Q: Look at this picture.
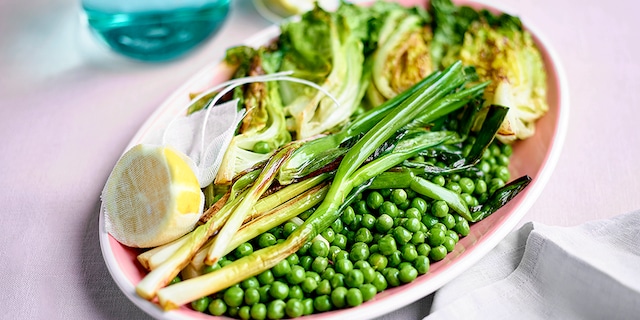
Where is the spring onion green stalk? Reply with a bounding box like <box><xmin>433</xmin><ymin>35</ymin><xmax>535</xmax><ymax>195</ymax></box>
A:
<box><xmin>277</xmin><ymin>71</ymin><xmax>441</xmax><ymax>184</ymax></box>
<box><xmin>204</xmin><ymin>142</ymin><xmax>301</xmax><ymax>265</ymax></box>
<box><xmin>470</xmin><ymin>175</ymin><xmax>532</xmax><ymax>221</ymax></box>
<box><xmin>402</xmin><ymin>104</ymin><xmax>509</xmax><ymax>177</ymax></box>
<box><xmin>190</xmin><ymin>183</ymin><xmax>330</xmax><ymax>273</ymax></box>
<box><xmin>156</xmin><ymin>61</ymin><xmax>470</xmax><ymax>310</ymax></box>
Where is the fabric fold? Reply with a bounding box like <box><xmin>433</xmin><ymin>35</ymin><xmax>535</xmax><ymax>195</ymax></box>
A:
<box><xmin>426</xmin><ymin>210</ymin><xmax>640</xmax><ymax>320</ymax></box>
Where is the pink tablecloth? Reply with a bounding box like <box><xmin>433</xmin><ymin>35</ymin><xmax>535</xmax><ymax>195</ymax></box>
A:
<box><xmin>1</xmin><ymin>0</ymin><xmax>639</xmax><ymax>319</ymax></box>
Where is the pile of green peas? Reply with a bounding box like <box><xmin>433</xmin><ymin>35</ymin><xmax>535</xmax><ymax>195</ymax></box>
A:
<box><xmin>180</xmin><ymin>140</ymin><xmax>512</xmax><ymax>319</ymax></box>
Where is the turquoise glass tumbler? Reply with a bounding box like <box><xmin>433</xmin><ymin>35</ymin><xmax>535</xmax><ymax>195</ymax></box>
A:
<box><xmin>82</xmin><ymin>0</ymin><xmax>230</xmax><ymax>61</ymax></box>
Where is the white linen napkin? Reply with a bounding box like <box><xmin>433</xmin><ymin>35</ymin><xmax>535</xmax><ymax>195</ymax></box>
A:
<box><xmin>425</xmin><ymin>210</ymin><xmax>640</xmax><ymax>320</ymax></box>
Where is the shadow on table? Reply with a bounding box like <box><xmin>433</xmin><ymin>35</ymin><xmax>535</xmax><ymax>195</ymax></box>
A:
<box><xmin>80</xmin><ymin>200</ymin><xmax>153</xmax><ymax>320</ymax></box>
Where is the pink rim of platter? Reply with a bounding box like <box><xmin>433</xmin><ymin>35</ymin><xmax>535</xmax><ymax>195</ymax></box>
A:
<box><xmin>99</xmin><ymin>0</ymin><xmax>570</xmax><ymax>319</ymax></box>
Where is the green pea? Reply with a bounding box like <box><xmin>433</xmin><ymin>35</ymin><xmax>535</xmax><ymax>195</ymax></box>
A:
<box><xmin>253</xmin><ymin>141</ymin><xmax>271</xmax><ymax>154</ymax></box>
<box><xmin>453</xmin><ymin>220</ymin><xmax>470</xmax><ymax>237</ymax></box>
<box><xmin>346</xmin><ymin>288</ymin><xmax>364</xmax><ymax>307</ymax></box>
<box><xmin>446</xmin><ymin>230</ymin><xmax>459</xmax><ymax>243</ymax></box>
<box><xmin>203</xmin><ymin>262</ymin><xmax>220</xmax><ymax>274</ymax></box>
<box><xmin>321</xmin><ymin>228</ymin><xmax>336</xmax><ymax>244</ymax></box>
<box><xmin>238</xmin><ymin>305</ymin><xmax>251</xmax><ymax>320</ymax></box>
<box><xmin>342</xmin><ymin>206</ymin><xmax>356</xmax><ymax>226</ymax></box>
<box><xmin>269</xmin><ymin>281</ymin><xmax>289</xmax><ymax>300</ymax></box>
<box><xmin>298</xmin><ymin>241</ymin><xmax>311</xmax><ymax>256</ymax></box>
<box><xmin>478</xmin><ymin>161</ymin><xmax>491</xmax><ymax>175</ymax></box>
<box><xmin>331</xmin><ymin>218</ymin><xmax>344</xmax><ymax>233</ymax></box>
<box><xmin>272</xmin><ymin>259</ymin><xmax>291</xmax><ymax>278</ymax></box>
<box><xmin>314</xmin><ymin>295</ymin><xmax>332</xmax><ymax>312</ymax></box>
<box><xmin>421</xmin><ymin>214</ymin><xmax>439</xmax><ymax>229</ymax></box>
<box><xmin>349</xmin><ymin>214</ymin><xmax>363</xmax><ymax>231</ymax></box>
<box><xmin>399</xmin><ymin>265</ymin><xmax>418</xmax><ymax>283</ymax></box>
<box><xmin>301</xmin><ymin>277</ymin><xmax>318</xmax><ymax>294</ymax></box>
<box><xmin>289</xmin><ymin>285</ymin><xmax>303</xmax><ymax>300</ymax></box>
<box><xmin>366</xmin><ymin>191</ymin><xmax>384</xmax><ymax>210</ymax></box>
<box><xmin>330</xmin><ymin>273</ymin><xmax>345</xmax><ymax>289</ymax></box>
<box><xmin>371</xmin><ymin>238</ymin><xmax>382</xmax><ymax>251</ymax></box>
<box><xmin>191</xmin><ymin>296</ymin><xmax>210</xmax><ymax>312</ymax></box>
<box><xmin>285</xmin><ymin>299</ymin><xmax>304</xmax><ymax>318</ymax></box>
<box><xmin>497</xmin><ymin>154</ymin><xmax>510</xmax><ymax>166</ymax></box>
<box><xmin>219</xmin><ymin>259</ymin><xmax>233</xmax><ymax>267</ymax></box>
<box><xmin>257</xmin><ymin>285</ymin><xmax>270</xmax><ymax>303</ymax></box>
<box><xmin>334</xmin><ymin>250</ymin><xmax>350</xmax><ymax>261</ymax></box>
<box><xmin>208</xmin><ymin>298</ymin><xmax>227</xmax><ymax>316</ymax></box>
<box><xmin>322</xmin><ymin>267</ymin><xmax>336</xmax><ymax>281</ymax></box>
<box><xmin>378</xmin><ymin>235</ymin><xmax>397</xmax><ymax>256</ymax></box>
<box><xmin>299</xmin><ymin>255</ymin><xmax>313</xmax><ymax>271</ymax></box>
<box><xmin>429</xmin><ymin>245</ymin><xmax>448</xmax><ymax>261</ymax></box>
<box><xmin>286</xmin><ymin>253</ymin><xmax>299</xmax><ymax>266</ymax></box>
<box><xmin>302</xmin><ymin>298</ymin><xmax>314</xmax><ymax>315</ymax></box>
<box><xmin>388</xmin><ymin>250</ymin><xmax>402</xmax><ymax>268</ymax></box>
<box><xmin>432</xmin><ymin>222</ymin><xmax>447</xmax><ymax>231</ymax></box>
<box><xmin>411</xmin><ymin>230</ymin><xmax>426</xmax><ymax>245</ymax></box>
<box><xmin>495</xmin><ymin>166</ymin><xmax>510</xmax><ymax>182</ymax></box>
<box><xmin>376</xmin><ymin>214</ymin><xmax>394</xmax><ymax>233</ymax></box>
<box><xmin>350</xmin><ymin>242</ymin><xmax>370</xmax><ymax>261</ymax></box>
<box><xmin>432</xmin><ymin>175</ymin><xmax>446</xmax><ymax>187</ymax></box>
<box><xmin>267</xmin><ymin>300</ymin><xmax>286</xmax><ymax>320</ymax></box>
<box><xmin>354</xmin><ymin>200</ymin><xmax>369</xmax><ymax>215</ymax></box>
<box><xmin>244</xmin><ymin>287</ymin><xmax>260</xmax><ymax>305</ymax></box>
<box><xmin>460</xmin><ymin>193</ymin><xmax>475</xmax><ymax>206</ymax></box>
<box><xmin>410</xmin><ymin>197</ymin><xmax>428</xmax><ymax>214</ymax></box>
<box><xmin>331</xmin><ymin>286</ymin><xmax>348</xmax><ymax>308</ymax></box>
<box><xmin>443</xmin><ymin>237</ymin><xmax>456</xmax><ymax>253</ymax></box>
<box><xmin>345</xmin><ymin>269</ymin><xmax>364</xmax><ymax>288</ymax></box>
<box><xmin>458</xmin><ymin>177</ymin><xmax>475</xmax><ymax>194</ymax></box>
<box><xmin>312</xmin><ymin>256</ymin><xmax>329</xmax><ymax>274</ymax></box>
<box><xmin>397</xmin><ymin>200</ymin><xmax>410</xmax><ymax>210</ymax></box>
<box><xmin>482</xmin><ymin>148</ymin><xmax>492</xmax><ymax>160</ymax></box>
<box><xmin>393</xmin><ymin>226</ymin><xmax>413</xmax><ymax>245</ymax></box>
<box><xmin>332</xmin><ymin>234</ymin><xmax>348</xmax><ymax>250</ymax></box>
<box><xmin>240</xmin><ymin>277</ymin><xmax>258</xmax><ymax>289</ymax></box>
<box><xmin>384</xmin><ymin>267</ymin><xmax>401</xmax><ymax>287</ymax></box>
<box><xmin>398</xmin><ymin>261</ymin><xmax>413</xmax><ymax>270</ymax></box>
<box><xmin>431</xmin><ymin>200</ymin><xmax>449</xmax><ymax>218</ymax></box>
<box><xmin>404</xmin><ymin>217</ymin><xmax>422</xmax><ymax>233</ymax></box>
<box><xmin>428</xmin><ymin>227</ymin><xmax>446</xmax><ymax>246</ymax></box>
<box><xmin>379</xmin><ymin>201</ymin><xmax>399</xmax><ymax>218</ymax></box>
<box><xmin>372</xmin><ymin>271</ymin><xmax>388</xmax><ymax>292</ymax></box>
<box><xmin>305</xmin><ymin>271</ymin><xmax>321</xmax><ymax>283</ymax></box>
<box><xmin>316</xmin><ymin>279</ymin><xmax>332</xmax><ymax>296</ymax></box>
<box><xmin>169</xmin><ymin>276</ymin><xmax>181</xmax><ymax>285</ymax></box>
<box><xmin>405</xmin><ymin>207</ymin><xmax>422</xmax><ymax>220</ymax></box>
<box><xmin>474</xmin><ymin>179</ymin><xmax>487</xmax><ymax>195</ymax></box>
<box><xmin>310</xmin><ymin>239</ymin><xmax>329</xmax><ymax>258</ymax></box>
<box><xmin>361</xmin><ymin>213</ymin><xmax>377</xmax><ymax>229</ymax></box>
<box><xmin>335</xmin><ymin>258</ymin><xmax>353</xmax><ymax>275</ymax></box>
<box><xmin>441</xmin><ymin>214</ymin><xmax>456</xmax><ymax>230</ymax></box>
<box><xmin>390</xmin><ymin>189</ymin><xmax>408</xmax><ymax>205</ymax></box>
<box><xmin>401</xmin><ymin>244</ymin><xmax>418</xmax><ymax>262</ymax></box>
<box><xmin>286</xmin><ymin>265</ymin><xmax>305</xmax><ymax>285</ymax></box>
<box><xmin>223</xmin><ymin>286</ymin><xmax>244</xmax><ymax>307</ymax></box>
<box><xmin>368</xmin><ymin>253</ymin><xmax>388</xmax><ymax>271</ymax></box>
<box><xmin>354</xmin><ymin>228</ymin><xmax>373</xmax><ymax>244</ymax></box>
<box><xmin>354</xmin><ymin>260</ymin><xmax>370</xmax><ymax>269</ymax></box>
<box><xmin>416</xmin><ymin>243</ymin><xmax>431</xmax><ymax>256</ymax></box>
<box><xmin>501</xmin><ymin>143</ymin><xmax>513</xmax><ymax>156</ymax></box>
<box><xmin>361</xmin><ymin>266</ymin><xmax>376</xmax><ymax>284</ymax></box>
<box><xmin>360</xmin><ymin>283</ymin><xmax>377</xmax><ymax>302</ymax></box>
<box><xmin>414</xmin><ymin>255</ymin><xmax>430</xmax><ymax>275</ymax></box>
<box><xmin>445</xmin><ymin>181</ymin><xmax>462</xmax><ymax>194</ymax></box>
<box><xmin>283</xmin><ymin>222</ymin><xmax>297</xmax><ymax>238</ymax></box>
